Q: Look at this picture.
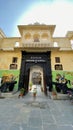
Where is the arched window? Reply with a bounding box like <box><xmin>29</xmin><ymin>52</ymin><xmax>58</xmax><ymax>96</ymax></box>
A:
<box><xmin>33</xmin><ymin>33</ymin><xmax>40</xmax><ymax>42</ymax></box>
<box><xmin>55</xmin><ymin>64</ymin><xmax>63</xmax><ymax>70</ymax></box>
<box><xmin>25</xmin><ymin>33</ymin><xmax>31</xmax><ymax>40</ymax></box>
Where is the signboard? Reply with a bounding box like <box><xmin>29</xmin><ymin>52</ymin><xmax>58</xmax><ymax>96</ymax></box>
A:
<box><xmin>26</xmin><ymin>56</ymin><xmax>46</xmax><ymax>63</ymax></box>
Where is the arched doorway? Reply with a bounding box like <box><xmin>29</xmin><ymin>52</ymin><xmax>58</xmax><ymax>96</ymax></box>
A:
<box><xmin>29</xmin><ymin>65</ymin><xmax>44</xmax><ymax>92</ymax></box>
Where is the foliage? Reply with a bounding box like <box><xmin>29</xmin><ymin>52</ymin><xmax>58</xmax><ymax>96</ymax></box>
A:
<box><xmin>20</xmin><ymin>88</ymin><xmax>25</xmax><ymax>94</ymax></box>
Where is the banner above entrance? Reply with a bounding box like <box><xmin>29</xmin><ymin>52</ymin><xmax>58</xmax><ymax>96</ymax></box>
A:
<box><xmin>26</xmin><ymin>56</ymin><xmax>46</xmax><ymax>63</ymax></box>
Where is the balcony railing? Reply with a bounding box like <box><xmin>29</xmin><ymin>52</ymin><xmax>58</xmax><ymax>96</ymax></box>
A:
<box><xmin>22</xmin><ymin>42</ymin><xmax>53</xmax><ymax>48</ymax></box>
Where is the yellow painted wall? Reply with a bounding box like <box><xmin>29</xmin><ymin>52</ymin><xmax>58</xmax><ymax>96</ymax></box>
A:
<box><xmin>51</xmin><ymin>51</ymin><xmax>73</xmax><ymax>71</ymax></box>
<box><xmin>0</xmin><ymin>50</ymin><xmax>73</xmax><ymax>72</ymax></box>
<box><xmin>0</xmin><ymin>51</ymin><xmax>21</xmax><ymax>70</ymax></box>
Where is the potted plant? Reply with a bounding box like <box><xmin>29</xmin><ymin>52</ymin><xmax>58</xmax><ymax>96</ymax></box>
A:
<box><xmin>29</xmin><ymin>82</ymin><xmax>32</xmax><ymax>90</ymax></box>
<box><xmin>52</xmin><ymin>86</ymin><xmax>57</xmax><ymax>99</ymax></box>
<box><xmin>18</xmin><ymin>87</ymin><xmax>25</xmax><ymax>98</ymax></box>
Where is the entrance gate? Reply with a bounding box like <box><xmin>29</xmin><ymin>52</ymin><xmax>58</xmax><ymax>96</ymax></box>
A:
<box><xmin>18</xmin><ymin>51</ymin><xmax>52</xmax><ymax>94</ymax></box>
<box><xmin>29</xmin><ymin>65</ymin><xmax>44</xmax><ymax>91</ymax></box>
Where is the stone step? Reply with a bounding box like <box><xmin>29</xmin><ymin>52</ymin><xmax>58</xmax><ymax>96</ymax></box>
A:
<box><xmin>0</xmin><ymin>91</ymin><xmax>19</xmax><ymax>98</ymax></box>
<box><xmin>50</xmin><ymin>93</ymin><xmax>69</xmax><ymax>100</ymax></box>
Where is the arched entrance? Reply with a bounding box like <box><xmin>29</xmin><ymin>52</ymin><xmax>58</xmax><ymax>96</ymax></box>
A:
<box><xmin>29</xmin><ymin>65</ymin><xmax>44</xmax><ymax>92</ymax></box>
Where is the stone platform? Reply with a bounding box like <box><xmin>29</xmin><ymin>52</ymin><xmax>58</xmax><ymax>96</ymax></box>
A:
<box><xmin>0</xmin><ymin>91</ymin><xmax>19</xmax><ymax>98</ymax></box>
<box><xmin>50</xmin><ymin>93</ymin><xmax>69</xmax><ymax>100</ymax></box>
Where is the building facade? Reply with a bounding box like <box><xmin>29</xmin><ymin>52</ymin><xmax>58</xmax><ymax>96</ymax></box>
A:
<box><xmin>0</xmin><ymin>23</ymin><xmax>73</xmax><ymax>92</ymax></box>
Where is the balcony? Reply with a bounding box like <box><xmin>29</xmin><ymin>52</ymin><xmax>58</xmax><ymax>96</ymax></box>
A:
<box><xmin>23</xmin><ymin>42</ymin><xmax>53</xmax><ymax>48</ymax></box>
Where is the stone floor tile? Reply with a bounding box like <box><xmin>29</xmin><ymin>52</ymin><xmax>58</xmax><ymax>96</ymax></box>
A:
<box><xmin>43</xmin><ymin>124</ymin><xmax>57</xmax><ymax>130</ymax></box>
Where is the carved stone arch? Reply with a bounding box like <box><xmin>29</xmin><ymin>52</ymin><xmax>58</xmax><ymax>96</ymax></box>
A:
<box><xmin>24</xmin><ymin>32</ymin><xmax>31</xmax><ymax>40</ymax></box>
<box><xmin>33</xmin><ymin>33</ymin><xmax>40</xmax><ymax>42</ymax></box>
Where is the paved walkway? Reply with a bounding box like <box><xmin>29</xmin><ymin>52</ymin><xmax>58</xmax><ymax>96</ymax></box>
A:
<box><xmin>0</xmin><ymin>86</ymin><xmax>73</xmax><ymax>130</ymax></box>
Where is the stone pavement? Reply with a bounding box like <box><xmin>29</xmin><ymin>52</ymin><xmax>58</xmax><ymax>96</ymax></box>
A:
<box><xmin>0</xmin><ymin>87</ymin><xmax>73</xmax><ymax>130</ymax></box>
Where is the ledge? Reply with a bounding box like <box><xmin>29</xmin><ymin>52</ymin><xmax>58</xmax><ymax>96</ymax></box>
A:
<box><xmin>0</xmin><ymin>91</ymin><xmax>19</xmax><ymax>98</ymax></box>
<box><xmin>50</xmin><ymin>93</ymin><xmax>69</xmax><ymax>100</ymax></box>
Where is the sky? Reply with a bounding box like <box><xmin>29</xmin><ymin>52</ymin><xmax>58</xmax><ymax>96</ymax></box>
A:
<box><xmin>0</xmin><ymin>0</ymin><xmax>73</xmax><ymax>37</ymax></box>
